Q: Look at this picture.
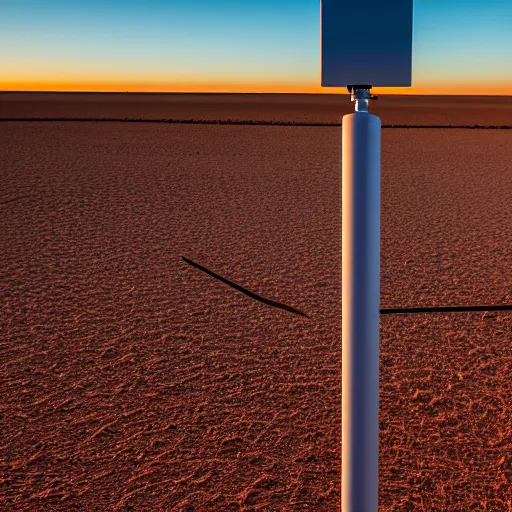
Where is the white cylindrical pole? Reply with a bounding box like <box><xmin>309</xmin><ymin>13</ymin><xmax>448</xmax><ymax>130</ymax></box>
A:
<box><xmin>342</xmin><ymin>109</ymin><xmax>381</xmax><ymax>512</ymax></box>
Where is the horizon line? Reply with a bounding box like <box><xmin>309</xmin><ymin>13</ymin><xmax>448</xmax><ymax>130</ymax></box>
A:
<box><xmin>1</xmin><ymin>90</ymin><xmax>512</xmax><ymax>98</ymax></box>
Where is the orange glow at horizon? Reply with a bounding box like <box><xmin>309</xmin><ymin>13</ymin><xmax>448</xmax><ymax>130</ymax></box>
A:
<box><xmin>1</xmin><ymin>80</ymin><xmax>511</xmax><ymax>96</ymax></box>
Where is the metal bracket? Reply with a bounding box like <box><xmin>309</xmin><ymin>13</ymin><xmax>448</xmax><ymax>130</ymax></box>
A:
<box><xmin>347</xmin><ymin>84</ymin><xmax>378</xmax><ymax>112</ymax></box>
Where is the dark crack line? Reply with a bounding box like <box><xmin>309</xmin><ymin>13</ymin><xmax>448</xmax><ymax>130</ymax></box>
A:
<box><xmin>182</xmin><ymin>256</ymin><xmax>309</xmax><ymax>318</ymax></box>
<box><xmin>0</xmin><ymin>195</ymin><xmax>33</xmax><ymax>206</ymax></box>
<box><xmin>380</xmin><ymin>304</ymin><xmax>512</xmax><ymax>314</ymax></box>
<box><xmin>183</xmin><ymin>255</ymin><xmax>511</xmax><ymax>318</ymax></box>
<box><xmin>1</xmin><ymin>118</ymin><xmax>511</xmax><ymax>129</ymax></box>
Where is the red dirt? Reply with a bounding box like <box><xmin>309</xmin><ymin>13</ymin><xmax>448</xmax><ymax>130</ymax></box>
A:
<box><xmin>1</xmin><ymin>105</ymin><xmax>512</xmax><ymax>510</ymax></box>
<box><xmin>2</xmin><ymin>92</ymin><xmax>512</xmax><ymax>126</ymax></box>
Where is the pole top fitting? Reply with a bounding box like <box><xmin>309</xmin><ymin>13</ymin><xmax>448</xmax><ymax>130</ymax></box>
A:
<box><xmin>347</xmin><ymin>84</ymin><xmax>378</xmax><ymax>112</ymax></box>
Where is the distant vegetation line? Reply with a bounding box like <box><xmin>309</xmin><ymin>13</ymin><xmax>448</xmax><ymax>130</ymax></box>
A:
<box><xmin>1</xmin><ymin>118</ymin><xmax>511</xmax><ymax>129</ymax></box>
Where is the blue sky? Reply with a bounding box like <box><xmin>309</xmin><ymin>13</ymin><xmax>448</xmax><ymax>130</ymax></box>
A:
<box><xmin>1</xmin><ymin>0</ymin><xmax>511</xmax><ymax>93</ymax></box>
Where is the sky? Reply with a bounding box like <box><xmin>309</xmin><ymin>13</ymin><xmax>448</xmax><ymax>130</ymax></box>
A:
<box><xmin>1</xmin><ymin>0</ymin><xmax>511</xmax><ymax>95</ymax></box>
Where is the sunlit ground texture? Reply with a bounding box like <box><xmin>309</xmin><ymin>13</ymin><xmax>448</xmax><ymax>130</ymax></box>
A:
<box><xmin>1</xmin><ymin>95</ymin><xmax>512</xmax><ymax>510</ymax></box>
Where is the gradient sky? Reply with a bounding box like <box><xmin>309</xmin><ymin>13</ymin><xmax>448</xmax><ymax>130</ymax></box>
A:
<box><xmin>1</xmin><ymin>0</ymin><xmax>511</xmax><ymax>94</ymax></box>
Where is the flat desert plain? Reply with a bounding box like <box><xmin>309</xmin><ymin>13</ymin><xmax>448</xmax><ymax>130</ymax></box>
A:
<box><xmin>1</xmin><ymin>94</ymin><xmax>512</xmax><ymax>511</ymax></box>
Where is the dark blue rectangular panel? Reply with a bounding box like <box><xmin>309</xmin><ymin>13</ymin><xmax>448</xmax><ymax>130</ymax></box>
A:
<box><xmin>321</xmin><ymin>0</ymin><xmax>413</xmax><ymax>87</ymax></box>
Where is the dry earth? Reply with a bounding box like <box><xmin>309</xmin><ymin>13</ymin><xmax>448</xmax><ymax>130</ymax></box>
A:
<box><xmin>2</xmin><ymin>93</ymin><xmax>512</xmax><ymax>126</ymax></box>
<box><xmin>1</xmin><ymin>96</ymin><xmax>512</xmax><ymax>511</ymax></box>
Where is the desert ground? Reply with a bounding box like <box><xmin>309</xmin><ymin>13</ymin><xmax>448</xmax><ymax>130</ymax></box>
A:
<box><xmin>2</xmin><ymin>92</ymin><xmax>512</xmax><ymax>126</ymax></box>
<box><xmin>1</xmin><ymin>94</ymin><xmax>512</xmax><ymax>511</ymax></box>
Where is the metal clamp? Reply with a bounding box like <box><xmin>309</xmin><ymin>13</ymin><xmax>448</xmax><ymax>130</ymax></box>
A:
<box><xmin>347</xmin><ymin>84</ymin><xmax>378</xmax><ymax>112</ymax></box>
